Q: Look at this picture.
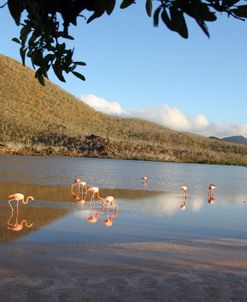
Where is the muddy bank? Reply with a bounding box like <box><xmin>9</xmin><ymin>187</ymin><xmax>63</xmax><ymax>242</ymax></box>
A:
<box><xmin>0</xmin><ymin>238</ymin><xmax>246</xmax><ymax>302</ymax></box>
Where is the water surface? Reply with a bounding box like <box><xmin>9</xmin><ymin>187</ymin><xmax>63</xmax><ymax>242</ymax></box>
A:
<box><xmin>0</xmin><ymin>155</ymin><xmax>246</xmax><ymax>245</ymax></box>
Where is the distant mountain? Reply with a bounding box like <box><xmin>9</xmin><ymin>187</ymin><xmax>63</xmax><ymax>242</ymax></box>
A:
<box><xmin>0</xmin><ymin>54</ymin><xmax>247</xmax><ymax>166</ymax></box>
<box><xmin>222</xmin><ymin>136</ymin><xmax>247</xmax><ymax>145</ymax></box>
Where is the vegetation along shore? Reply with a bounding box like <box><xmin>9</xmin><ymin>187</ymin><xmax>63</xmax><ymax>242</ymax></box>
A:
<box><xmin>1</xmin><ymin>54</ymin><xmax>247</xmax><ymax>166</ymax></box>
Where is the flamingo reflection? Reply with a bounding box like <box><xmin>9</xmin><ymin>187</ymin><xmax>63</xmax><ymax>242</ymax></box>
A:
<box><xmin>8</xmin><ymin>193</ymin><xmax>34</xmax><ymax>212</ymax></box>
<box><xmin>179</xmin><ymin>200</ymin><xmax>186</xmax><ymax>210</ymax></box>
<box><xmin>208</xmin><ymin>184</ymin><xmax>216</xmax><ymax>204</ymax></box>
<box><xmin>7</xmin><ymin>204</ymin><xmax>33</xmax><ymax>232</ymax></box>
<box><xmin>86</xmin><ymin>211</ymin><xmax>99</xmax><ymax>223</ymax></box>
<box><xmin>102</xmin><ymin>208</ymin><xmax>119</xmax><ymax>227</ymax></box>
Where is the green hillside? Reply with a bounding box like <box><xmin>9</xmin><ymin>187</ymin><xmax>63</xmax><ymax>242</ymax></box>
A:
<box><xmin>0</xmin><ymin>54</ymin><xmax>247</xmax><ymax>166</ymax></box>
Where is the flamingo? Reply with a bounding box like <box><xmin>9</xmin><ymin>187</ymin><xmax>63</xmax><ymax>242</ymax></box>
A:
<box><xmin>8</xmin><ymin>193</ymin><xmax>34</xmax><ymax>212</ymax></box>
<box><xmin>181</xmin><ymin>186</ymin><xmax>188</xmax><ymax>199</ymax></box>
<box><xmin>75</xmin><ymin>180</ymin><xmax>87</xmax><ymax>202</ymax></box>
<box><xmin>71</xmin><ymin>178</ymin><xmax>82</xmax><ymax>198</ymax></box>
<box><xmin>142</xmin><ymin>176</ymin><xmax>148</xmax><ymax>185</ymax></box>
<box><xmin>208</xmin><ymin>184</ymin><xmax>216</xmax><ymax>199</ymax></box>
<box><xmin>86</xmin><ymin>187</ymin><xmax>102</xmax><ymax>203</ymax></box>
<box><xmin>101</xmin><ymin>196</ymin><xmax>118</xmax><ymax>210</ymax></box>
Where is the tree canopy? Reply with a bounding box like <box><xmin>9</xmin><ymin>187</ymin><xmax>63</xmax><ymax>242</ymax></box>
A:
<box><xmin>2</xmin><ymin>0</ymin><xmax>247</xmax><ymax>85</ymax></box>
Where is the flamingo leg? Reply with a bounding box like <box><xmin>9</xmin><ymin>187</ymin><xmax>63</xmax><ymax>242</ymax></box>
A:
<box><xmin>90</xmin><ymin>193</ymin><xmax>94</xmax><ymax>206</ymax></box>
<box><xmin>8</xmin><ymin>199</ymin><xmax>16</xmax><ymax>212</ymax></box>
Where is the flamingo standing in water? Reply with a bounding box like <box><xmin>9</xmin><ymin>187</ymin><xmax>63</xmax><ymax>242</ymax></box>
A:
<box><xmin>76</xmin><ymin>180</ymin><xmax>87</xmax><ymax>202</ymax></box>
<box><xmin>86</xmin><ymin>187</ymin><xmax>102</xmax><ymax>203</ymax></box>
<box><xmin>8</xmin><ymin>193</ymin><xmax>34</xmax><ymax>212</ymax></box>
<box><xmin>208</xmin><ymin>184</ymin><xmax>216</xmax><ymax>199</ymax></box>
<box><xmin>101</xmin><ymin>196</ymin><xmax>118</xmax><ymax>210</ymax></box>
<box><xmin>181</xmin><ymin>186</ymin><xmax>188</xmax><ymax>199</ymax></box>
<box><xmin>71</xmin><ymin>178</ymin><xmax>82</xmax><ymax>198</ymax></box>
<box><xmin>142</xmin><ymin>176</ymin><xmax>148</xmax><ymax>185</ymax></box>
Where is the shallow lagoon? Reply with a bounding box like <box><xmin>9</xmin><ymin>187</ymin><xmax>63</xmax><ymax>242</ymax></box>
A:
<box><xmin>0</xmin><ymin>155</ymin><xmax>247</xmax><ymax>244</ymax></box>
<box><xmin>0</xmin><ymin>155</ymin><xmax>247</xmax><ymax>301</ymax></box>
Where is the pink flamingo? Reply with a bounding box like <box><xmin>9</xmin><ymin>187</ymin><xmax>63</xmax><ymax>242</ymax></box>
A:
<box><xmin>71</xmin><ymin>178</ymin><xmax>81</xmax><ymax>198</ymax></box>
<box><xmin>208</xmin><ymin>184</ymin><xmax>216</xmax><ymax>199</ymax></box>
<box><xmin>142</xmin><ymin>176</ymin><xmax>148</xmax><ymax>185</ymax></box>
<box><xmin>181</xmin><ymin>186</ymin><xmax>188</xmax><ymax>199</ymax></box>
<box><xmin>86</xmin><ymin>187</ymin><xmax>102</xmax><ymax>203</ymax></box>
<box><xmin>101</xmin><ymin>196</ymin><xmax>118</xmax><ymax>210</ymax></box>
<box><xmin>76</xmin><ymin>180</ymin><xmax>87</xmax><ymax>202</ymax></box>
<box><xmin>8</xmin><ymin>193</ymin><xmax>34</xmax><ymax>212</ymax></box>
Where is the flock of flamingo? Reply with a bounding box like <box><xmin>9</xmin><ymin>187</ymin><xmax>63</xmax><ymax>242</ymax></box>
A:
<box><xmin>6</xmin><ymin>175</ymin><xmax>217</xmax><ymax>231</ymax></box>
<box><xmin>70</xmin><ymin>178</ymin><xmax>119</xmax><ymax>227</ymax></box>
<box><xmin>70</xmin><ymin>178</ymin><xmax>119</xmax><ymax>211</ymax></box>
<box><xmin>179</xmin><ymin>183</ymin><xmax>217</xmax><ymax>210</ymax></box>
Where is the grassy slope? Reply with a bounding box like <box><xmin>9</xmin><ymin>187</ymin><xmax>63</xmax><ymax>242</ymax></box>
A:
<box><xmin>0</xmin><ymin>54</ymin><xmax>247</xmax><ymax>165</ymax></box>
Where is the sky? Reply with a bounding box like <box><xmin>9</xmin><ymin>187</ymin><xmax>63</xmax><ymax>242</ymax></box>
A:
<box><xmin>0</xmin><ymin>1</ymin><xmax>247</xmax><ymax>138</ymax></box>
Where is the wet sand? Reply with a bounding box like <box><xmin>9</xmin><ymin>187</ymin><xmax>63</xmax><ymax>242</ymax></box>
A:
<box><xmin>0</xmin><ymin>238</ymin><xmax>247</xmax><ymax>302</ymax></box>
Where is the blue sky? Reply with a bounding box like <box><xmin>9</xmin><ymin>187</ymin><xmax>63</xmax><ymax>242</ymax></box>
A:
<box><xmin>0</xmin><ymin>1</ymin><xmax>246</xmax><ymax>138</ymax></box>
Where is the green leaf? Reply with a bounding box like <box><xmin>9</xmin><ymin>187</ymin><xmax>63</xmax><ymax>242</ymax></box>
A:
<box><xmin>35</xmin><ymin>69</ymin><xmax>45</xmax><ymax>86</ymax></box>
<box><xmin>73</xmin><ymin>61</ymin><xmax>87</xmax><ymax>66</ymax></box>
<box><xmin>161</xmin><ymin>9</ymin><xmax>174</xmax><ymax>31</ymax></box>
<box><xmin>106</xmin><ymin>0</ymin><xmax>116</xmax><ymax>14</ymax></box>
<box><xmin>19</xmin><ymin>47</ymin><xmax>27</xmax><ymax>65</ymax></box>
<box><xmin>87</xmin><ymin>11</ymin><xmax>104</xmax><ymax>24</ymax></box>
<box><xmin>8</xmin><ymin>0</ymin><xmax>23</xmax><ymax>25</ymax></box>
<box><xmin>72</xmin><ymin>71</ymin><xmax>86</xmax><ymax>81</ymax></box>
<box><xmin>32</xmin><ymin>50</ymin><xmax>43</xmax><ymax>66</ymax></box>
<box><xmin>12</xmin><ymin>37</ymin><xmax>21</xmax><ymax>44</ymax></box>
<box><xmin>170</xmin><ymin>7</ymin><xmax>188</xmax><ymax>38</ymax></box>
<box><xmin>52</xmin><ymin>62</ymin><xmax>66</xmax><ymax>82</ymax></box>
<box><xmin>194</xmin><ymin>2</ymin><xmax>217</xmax><ymax>22</ymax></box>
<box><xmin>153</xmin><ymin>6</ymin><xmax>162</xmax><ymax>27</ymax></box>
<box><xmin>196</xmin><ymin>19</ymin><xmax>210</xmax><ymax>37</ymax></box>
<box><xmin>232</xmin><ymin>5</ymin><xmax>247</xmax><ymax>17</ymax></box>
<box><xmin>223</xmin><ymin>0</ymin><xmax>240</xmax><ymax>8</ymax></box>
<box><xmin>120</xmin><ymin>0</ymin><xmax>135</xmax><ymax>9</ymax></box>
<box><xmin>146</xmin><ymin>0</ymin><xmax>152</xmax><ymax>17</ymax></box>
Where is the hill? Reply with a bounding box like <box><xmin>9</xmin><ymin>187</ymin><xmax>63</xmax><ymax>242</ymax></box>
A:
<box><xmin>222</xmin><ymin>136</ymin><xmax>247</xmax><ymax>145</ymax></box>
<box><xmin>0</xmin><ymin>54</ymin><xmax>247</xmax><ymax>166</ymax></box>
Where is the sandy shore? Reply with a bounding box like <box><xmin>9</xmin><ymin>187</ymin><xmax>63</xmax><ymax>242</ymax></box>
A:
<box><xmin>0</xmin><ymin>238</ymin><xmax>247</xmax><ymax>302</ymax></box>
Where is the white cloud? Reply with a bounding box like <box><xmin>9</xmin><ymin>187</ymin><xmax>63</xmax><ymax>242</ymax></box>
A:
<box><xmin>80</xmin><ymin>94</ymin><xmax>124</xmax><ymax>115</ymax></box>
<box><xmin>79</xmin><ymin>94</ymin><xmax>247</xmax><ymax>138</ymax></box>
<box><xmin>130</xmin><ymin>105</ymin><xmax>247</xmax><ymax>138</ymax></box>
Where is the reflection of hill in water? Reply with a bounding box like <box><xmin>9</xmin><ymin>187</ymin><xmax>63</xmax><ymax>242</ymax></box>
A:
<box><xmin>0</xmin><ymin>204</ymin><xmax>68</xmax><ymax>243</ymax></box>
<box><xmin>0</xmin><ymin>182</ymin><xmax>163</xmax><ymax>203</ymax></box>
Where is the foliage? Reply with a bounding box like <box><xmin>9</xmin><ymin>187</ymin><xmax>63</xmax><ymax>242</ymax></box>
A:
<box><xmin>1</xmin><ymin>54</ymin><xmax>247</xmax><ymax>166</ymax></box>
<box><xmin>2</xmin><ymin>0</ymin><xmax>247</xmax><ymax>84</ymax></box>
